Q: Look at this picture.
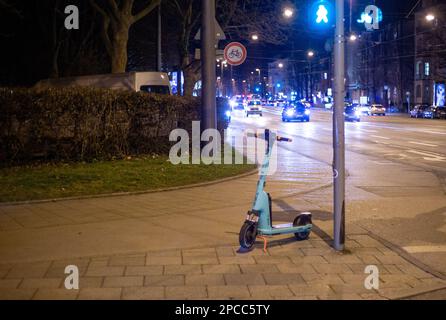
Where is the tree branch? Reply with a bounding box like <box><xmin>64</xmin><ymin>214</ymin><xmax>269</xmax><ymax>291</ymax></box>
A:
<box><xmin>132</xmin><ymin>0</ymin><xmax>160</xmax><ymax>23</ymax></box>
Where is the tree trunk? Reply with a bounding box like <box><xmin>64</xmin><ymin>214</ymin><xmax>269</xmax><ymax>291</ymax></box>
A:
<box><xmin>183</xmin><ymin>69</ymin><xmax>197</xmax><ymax>96</ymax></box>
<box><xmin>111</xmin><ymin>25</ymin><xmax>130</xmax><ymax>73</ymax></box>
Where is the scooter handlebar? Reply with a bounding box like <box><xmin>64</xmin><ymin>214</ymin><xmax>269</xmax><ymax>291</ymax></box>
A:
<box><xmin>277</xmin><ymin>136</ymin><xmax>292</xmax><ymax>142</ymax></box>
<box><xmin>247</xmin><ymin>133</ymin><xmax>292</xmax><ymax>142</ymax></box>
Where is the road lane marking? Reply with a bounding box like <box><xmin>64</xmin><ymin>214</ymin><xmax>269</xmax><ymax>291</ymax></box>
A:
<box><xmin>407</xmin><ymin>150</ymin><xmax>446</xmax><ymax>162</ymax></box>
<box><xmin>403</xmin><ymin>245</ymin><xmax>446</xmax><ymax>254</ymax></box>
<box><xmin>409</xmin><ymin>141</ymin><xmax>438</xmax><ymax>148</ymax></box>
<box><xmin>424</xmin><ymin>130</ymin><xmax>446</xmax><ymax>135</ymax></box>
<box><xmin>371</xmin><ymin>135</ymin><xmax>390</xmax><ymax>140</ymax></box>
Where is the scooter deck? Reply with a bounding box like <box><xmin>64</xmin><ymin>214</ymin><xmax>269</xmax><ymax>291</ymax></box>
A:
<box><xmin>258</xmin><ymin>224</ymin><xmax>313</xmax><ymax>236</ymax></box>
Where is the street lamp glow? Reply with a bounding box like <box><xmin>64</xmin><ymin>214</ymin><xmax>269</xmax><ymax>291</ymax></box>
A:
<box><xmin>278</xmin><ymin>63</ymin><xmax>284</xmax><ymax>68</ymax></box>
<box><xmin>251</xmin><ymin>34</ymin><xmax>259</xmax><ymax>41</ymax></box>
<box><xmin>307</xmin><ymin>50</ymin><xmax>315</xmax><ymax>58</ymax></box>
<box><xmin>426</xmin><ymin>14</ymin><xmax>435</xmax><ymax>22</ymax></box>
<box><xmin>349</xmin><ymin>34</ymin><xmax>358</xmax><ymax>42</ymax></box>
<box><xmin>283</xmin><ymin>8</ymin><xmax>294</xmax><ymax>18</ymax></box>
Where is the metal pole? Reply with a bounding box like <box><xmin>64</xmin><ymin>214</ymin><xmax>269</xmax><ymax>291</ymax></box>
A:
<box><xmin>202</xmin><ymin>0</ymin><xmax>217</xmax><ymax>130</ymax></box>
<box><xmin>157</xmin><ymin>2</ymin><xmax>162</xmax><ymax>72</ymax></box>
<box><xmin>333</xmin><ymin>0</ymin><xmax>346</xmax><ymax>251</ymax></box>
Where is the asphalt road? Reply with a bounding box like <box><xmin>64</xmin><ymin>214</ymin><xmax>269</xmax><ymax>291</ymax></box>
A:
<box><xmin>228</xmin><ymin>107</ymin><xmax>446</xmax><ymax>278</ymax></box>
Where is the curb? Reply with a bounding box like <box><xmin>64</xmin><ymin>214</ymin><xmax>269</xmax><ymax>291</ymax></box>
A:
<box><xmin>0</xmin><ymin>168</ymin><xmax>259</xmax><ymax>207</ymax></box>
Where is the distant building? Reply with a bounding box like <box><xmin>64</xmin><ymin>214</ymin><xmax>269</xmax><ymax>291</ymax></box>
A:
<box><xmin>268</xmin><ymin>59</ymin><xmax>293</xmax><ymax>98</ymax></box>
<box><xmin>414</xmin><ymin>0</ymin><xmax>446</xmax><ymax>106</ymax></box>
<box><xmin>354</xmin><ymin>19</ymin><xmax>414</xmax><ymax>111</ymax></box>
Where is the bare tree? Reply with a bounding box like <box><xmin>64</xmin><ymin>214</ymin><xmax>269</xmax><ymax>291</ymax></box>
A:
<box><xmin>167</xmin><ymin>0</ymin><xmax>289</xmax><ymax>96</ymax></box>
<box><xmin>90</xmin><ymin>0</ymin><xmax>160</xmax><ymax>73</ymax></box>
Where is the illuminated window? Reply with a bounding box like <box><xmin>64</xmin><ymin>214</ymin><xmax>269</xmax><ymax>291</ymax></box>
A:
<box><xmin>425</xmin><ymin>62</ymin><xmax>430</xmax><ymax>76</ymax></box>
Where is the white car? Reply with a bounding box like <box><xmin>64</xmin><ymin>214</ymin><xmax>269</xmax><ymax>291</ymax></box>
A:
<box><xmin>245</xmin><ymin>100</ymin><xmax>263</xmax><ymax>117</ymax></box>
<box><xmin>370</xmin><ymin>104</ymin><xmax>386</xmax><ymax>116</ymax></box>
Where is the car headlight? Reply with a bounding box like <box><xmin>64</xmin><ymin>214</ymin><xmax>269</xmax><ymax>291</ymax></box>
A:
<box><xmin>286</xmin><ymin>109</ymin><xmax>295</xmax><ymax>116</ymax></box>
<box><xmin>225</xmin><ymin>110</ymin><xmax>231</xmax><ymax>117</ymax></box>
<box><xmin>230</xmin><ymin>101</ymin><xmax>237</xmax><ymax>108</ymax></box>
<box><xmin>355</xmin><ymin>110</ymin><xmax>361</xmax><ymax>117</ymax></box>
<box><xmin>304</xmin><ymin>110</ymin><xmax>311</xmax><ymax>116</ymax></box>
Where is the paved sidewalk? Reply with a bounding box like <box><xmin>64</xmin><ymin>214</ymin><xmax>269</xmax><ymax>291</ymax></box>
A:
<box><xmin>1</xmin><ymin>136</ymin><xmax>445</xmax><ymax>300</ymax></box>
<box><xmin>1</xmin><ymin>231</ymin><xmax>445</xmax><ymax>300</ymax></box>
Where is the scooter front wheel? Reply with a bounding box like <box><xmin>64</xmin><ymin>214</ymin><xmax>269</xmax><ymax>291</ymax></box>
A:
<box><xmin>293</xmin><ymin>215</ymin><xmax>311</xmax><ymax>241</ymax></box>
<box><xmin>239</xmin><ymin>222</ymin><xmax>257</xmax><ymax>250</ymax></box>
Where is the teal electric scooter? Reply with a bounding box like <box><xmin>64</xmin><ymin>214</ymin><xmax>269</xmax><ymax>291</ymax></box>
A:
<box><xmin>239</xmin><ymin>129</ymin><xmax>313</xmax><ymax>251</ymax></box>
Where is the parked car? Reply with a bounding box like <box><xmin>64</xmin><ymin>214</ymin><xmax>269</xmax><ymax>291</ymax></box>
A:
<box><xmin>344</xmin><ymin>105</ymin><xmax>361</xmax><ymax>122</ymax></box>
<box><xmin>245</xmin><ymin>100</ymin><xmax>263</xmax><ymax>117</ymax></box>
<box><xmin>282</xmin><ymin>102</ymin><xmax>311</xmax><ymax>122</ymax></box>
<box><xmin>410</xmin><ymin>104</ymin><xmax>429</xmax><ymax>118</ymax></box>
<box><xmin>423</xmin><ymin>106</ymin><xmax>436</xmax><ymax>119</ymax></box>
<box><xmin>370</xmin><ymin>104</ymin><xmax>386</xmax><ymax>116</ymax></box>
<box><xmin>433</xmin><ymin>106</ymin><xmax>446</xmax><ymax>119</ymax></box>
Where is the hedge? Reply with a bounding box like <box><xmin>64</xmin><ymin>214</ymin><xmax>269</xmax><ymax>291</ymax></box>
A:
<box><xmin>0</xmin><ymin>87</ymin><xmax>229</xmax><ymax>164</ymax></box>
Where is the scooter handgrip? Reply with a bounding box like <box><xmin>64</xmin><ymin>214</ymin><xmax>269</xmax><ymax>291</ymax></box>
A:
<box><xmin>277</xmin><ymin>136</ymin><xmax>292</xmax><ymax>142</ymax></box>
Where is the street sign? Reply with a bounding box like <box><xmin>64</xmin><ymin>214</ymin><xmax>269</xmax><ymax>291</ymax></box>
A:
<box><xmin>194</xmin><ymin>18</ymin><xmax>226</xmax><ymax>41</ymax></box>
<box><xmin>224</xmin><ymin>42</ymin><xmax>247</xmax><ymax>66</ymax></box>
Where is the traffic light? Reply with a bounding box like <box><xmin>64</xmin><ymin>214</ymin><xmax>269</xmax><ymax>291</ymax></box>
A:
<box><xmin>309</xmin><ymin>0</ymin><xmax>334</xmax><ymax>30</ymax></box>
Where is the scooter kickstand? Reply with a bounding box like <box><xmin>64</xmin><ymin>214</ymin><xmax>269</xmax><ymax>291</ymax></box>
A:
<box><xmin>258</xmin><ymin>236</ymin><xmax>269</xmax><ymax>253</ymax></box>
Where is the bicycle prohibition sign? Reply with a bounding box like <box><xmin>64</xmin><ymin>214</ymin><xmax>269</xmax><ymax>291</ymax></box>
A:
<box><xmin>224</xmin><ymin>42</ymin><xmax>247</xmax><ymax>66</ymax></box>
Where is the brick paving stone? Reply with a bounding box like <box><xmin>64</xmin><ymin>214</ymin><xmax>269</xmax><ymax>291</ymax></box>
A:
<box><xmin>301</xmin><ymin>248</ymin><xmax>334</xmax><ymax>256</ymax></box>
<box><xmin>290</xmin><ymin>256</ymin><xmax>328</xmax><ymax>265</ymax></box>
<box><xmin>78</xmin><ymin>288</ymin><xmax>122</xmax><ymax>300</ymax></box>
<box><xmin>0</xmin><ymin>288</ymin><xmax>36</xmax><ymax>300</ymax></box>
<box><xmin>276</xmin><ymin>263</ymin><xmax>317</xmax><ymax>274</ymax></box>
<box><xmin>164</xmin><ymin>265</ymin><xmax>202</xmax><ymax>275</ymax></box>
<box><xmin>311</xmin><ymin>263</ymin><xmax>353</xmax><ymax>274</ymax></box>
<box><xmin>20</xmin><ymin>278</ymin><xmax>62</xmax><ymax>289</ymax></box>
<box><xmin>0</xmin><ymin>265</ymin><xmax>13</xmax><ymax>278</ymax></box>
<box><xmin>6</xmin><ymin>261</ymin><xmax>51</xmax><ymax>279</ymax></box>
<box><xmin>202</xmin><ymin>264</ymin><xmax>241</xmax><ymax>274</ymax></box>
<box><xmin>330</xmin><ymin>284</ymin><xmax>376</xmax><ymax>295</ymax></box>
<box><xmin>33</xmin><ymin>289</ymin><xmax>79</xmax><ymax>300</ymax></box>
<box><xmin>146</xmin><ymin>256</ymin><xmax>182</xmax><ymax>265</ymax></box>
<box><xmin>248</xmin><ymin>285</ymin><xmax>294</xmax><ymax>299</ymax></box>
<box><xmin>79</xmin><ymin>277</ymin><xmax>104</xmax><ymax>288</ymax></box>
<box><xmin>122</xmin><ymin>287</ymin><xmax>165</xmax><ymax>300</ymax></box>
<box><xmin>215</xmin><ymin>247</ymin><xmax>235</xmax><ymax>257</ymax></box>
<box><xmin>182</xmin><ymin>248</ymin><xmax>216</xmax><ymax>256</ymax></box>
<box><xmin>85</xmin><ymin>266</ymin><xmax>124</xmax><ymax>277</ymax></box>
<box><xmin>253</xmin><ymin>256</ymin><xmax>292</xmax><ymax>265</ymax></box>
<box><xmin>318</xmin><ymin>293</ymin><xmax>363</xmax><ymax>300</ymax></box>
<box><xmin>239</xmin><ymin>264</ymin><xmax>280</xmax><ymax>274</ymax></box>
<box><xmin>266</xmin><ymin>246</ymin><xmax>304</xmax><ymax>257</ymax></box>
<box><xmin>125</xmin><ymin>266</ymin><xmax>163</xmax><ymax>276</ymax></box>
<box><xmin>185</xmin><ymin>274</ymin><xmax>225</xmax><ymax>286</ymax></box>
<box><xmin>357</xmin><ymin>255</ymin><xmax>381</xmax><ymax>265</ymax></box>
<box><xmin>224</xmin><ymin>274</ymin><xmax>265</xmax><ymax>285</ymax></box>
<box><xmin>207</xmin><ymin>285</ymin><xmax>251</xmax><ymax>299</ymax></box>
<box><xmin>263</xmin><ymin>273</ymin><xmax>305</xmax><ymax>285</ymax></box>
<box><xmin>109</xmin><ymin>255</ymin><xmax>146</xmax><ymax>266</ymax></box>
<box><xmin>288</xmin><ymin>284</ymin><xmax>335</xmax><ymax>296</ymax></box>
<box><xmin>383</xmin><ymin>264</ymin><xmax>405</xmax><ymax>274</ymax></box>
<box><xmin>301</xmin><ymin>274</ymin><xmax>346</xmax><ymax>285</ymax></box>
<box><xmin>147</xmin><ymin>249</ymin><xmax>181</xmax><ymax>257</ymax></box>
<box><xmin>395</xmin><ymin>264</ymin><xmax>434</xmax><ymax>277</ymax></box>
<box><xmin>183</xmin><ymin>256</ymin><xmax>219</xmax><ymax>265</ymax></box>
<box><xmin>144</xmin><ymin>275</ymin><xmax>184</xmax><ymax>286</ymax></box>
<box><xmin>323</xmin><ymin>254</ymin><xmax>363</xmax><ymax>264</ymax></box>
<box><xmin>103</xmin><ymin>276</ymin><xmax>143</xmax><ymax>288</ymax></box>
<box><xmin>218</xmin><ymin>256</ymin><xmax>256</xmax><ymax>265</ymax></box>
<box><xmin>348</xmin><ymin>235</ymin><xmax>384</xmax><ymax>248</ymax></box>
<box><xmin>0</xmin><ymin>279</ymin><xmax>21</xmax><ymax>289</ymax></box>
<box><xmin>165</xmin><ymin>286</ymin><xmax>207</xmax><ymax>299</ymax></box>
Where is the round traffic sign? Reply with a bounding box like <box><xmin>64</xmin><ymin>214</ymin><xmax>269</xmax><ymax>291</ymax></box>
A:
<box><xmin>224</xmin><ymin>42</ymin><xmax>247</xmax><ymax>66</ymax></box>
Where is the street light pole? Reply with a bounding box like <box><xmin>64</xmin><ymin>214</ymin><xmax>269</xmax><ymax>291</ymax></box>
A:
<box><xmin>333</xmin><ymin>0</ymin><xmax>346</xmax><ymax>251</ymax></box>
<box><xmin>202</xmin><ymin>0</ymin><xmax>217</xmax><ymax>130</ymax></box>
<box><xmin>157</xmin><ymin>1</ymin><xmax>162</xmax><ymax>72</ymax></box>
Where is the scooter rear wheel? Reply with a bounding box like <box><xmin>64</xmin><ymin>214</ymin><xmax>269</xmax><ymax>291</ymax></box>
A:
<box><xmin>239</xmin><ymin>222</ymin><xmax>257</xmax><ymax>250</ymax></box>
<box><xmin>293</xmin><ymin>215</ymin><xmax>311</xmax><ymax>241</ymax></box>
